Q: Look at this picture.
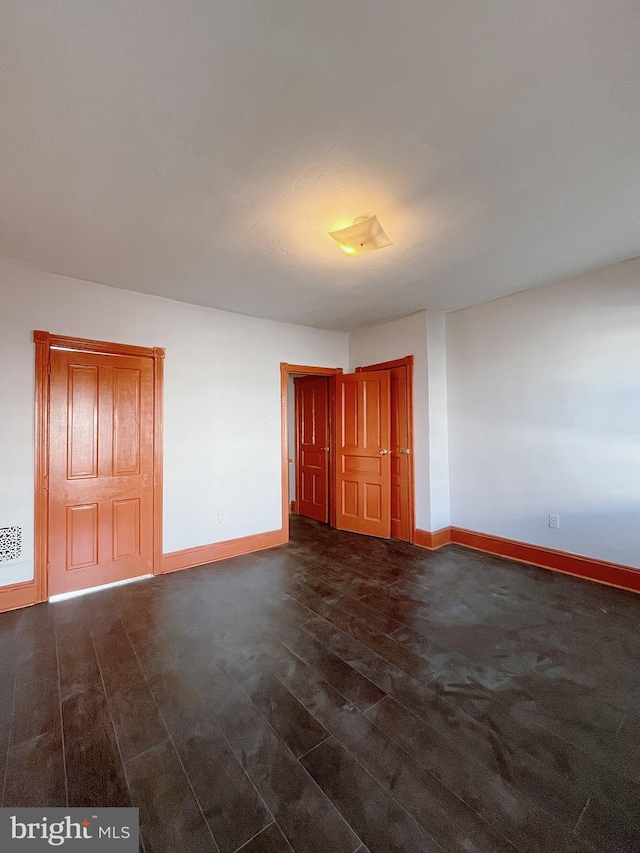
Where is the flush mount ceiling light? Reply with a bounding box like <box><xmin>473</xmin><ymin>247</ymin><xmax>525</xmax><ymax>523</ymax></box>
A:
<box><xmin>329</xmin><ymin>215</ymin><xmax>393</xmax><ymax>257</ymax></box>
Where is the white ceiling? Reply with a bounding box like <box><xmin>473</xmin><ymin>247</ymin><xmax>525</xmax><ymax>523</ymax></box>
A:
<box><xmin>2</xmin><ymin>1</ymin><xmax>640</xmax><ymax>330</ymax></box>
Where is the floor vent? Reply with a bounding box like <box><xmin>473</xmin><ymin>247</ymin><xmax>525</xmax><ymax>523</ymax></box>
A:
<box><xmin>0</xmin><ymin>527</ymin><xmax>22</xmax><ymax>562</ymax></box>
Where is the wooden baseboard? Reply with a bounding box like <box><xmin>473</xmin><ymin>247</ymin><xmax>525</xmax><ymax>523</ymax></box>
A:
<box><xmin>290</xmin><ymin>501</ymin><xmax>297</xmax><ymax>514</ymax></box>
<box><xmin>0</xmin><ymin>581</ymin><xmax>37</xmax><ymax>614</ymax></box>
<box><xmin>449</xmin><ymin>527</ymin><xmax>640</xmax><ymax>593</ymax></box>
<box><xmin>161</xmin><ymin>528</ymin><xmax>287</xmax><ymax>574</ymax></box>
<box><xmin>416</xmin><ymin>524</ymin><xmax>640</xmax><ymax>593</ymax></box>
<box><xmin>6</xmin><ymin>524</ymin><xmax>638</xmax><ymax>611</ymax></box>
<box><xmin>414</xmin><ymin>527</ymin><xmax>452</xmax><ymax>549</ymax></box>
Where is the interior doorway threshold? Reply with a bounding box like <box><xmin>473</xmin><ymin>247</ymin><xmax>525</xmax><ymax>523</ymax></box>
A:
<box><xmin>48</xmin><ymin>574</ymin><xmax>153</xmax><ymax>603</ymax></box>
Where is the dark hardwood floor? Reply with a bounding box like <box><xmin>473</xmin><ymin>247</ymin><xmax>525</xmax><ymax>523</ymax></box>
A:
<box><xmin>1</xmin><ymin>515</ymin><xmax>638</xmax><ymax>852</ymax></box>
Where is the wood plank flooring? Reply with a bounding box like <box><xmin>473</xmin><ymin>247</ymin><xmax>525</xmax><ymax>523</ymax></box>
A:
<box><xmin>1</xmin><ymin>515</ymin><xmax>639</xmax><ymax>852</ymax></box>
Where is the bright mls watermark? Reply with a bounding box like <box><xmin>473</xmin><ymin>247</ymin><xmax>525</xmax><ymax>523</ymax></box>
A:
<box><xmin>0</xmin><ymin>808</ymin><xmax>138</xmax><ymax>850</ymax></box>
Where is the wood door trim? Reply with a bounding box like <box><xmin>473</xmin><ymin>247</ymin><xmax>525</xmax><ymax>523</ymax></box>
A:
<box><xmin>280</xmin><ymin>363</ymin><xmax>343</xmax><ymax>542</ymax></box>
<box><xmin>34</xmin><ymin>332</ymin><xmax>51</xmax><ymax>603</ymax></box>
<box><xmin>284</xmin><ymin>363</ymin><xmax>343</xmax><ymax>376</ymax></box>
<box><xmin>33</xmin><ymin>331</ymin><xmax>164</xmax><ymax>602</ymax></box>
<box><xmin>41</xmin><ymin>331</ymin><xmax>159</xmax><ymax>359</ymax></box>
<box><xmin>355</xmin><ymin>355</ymin><xmax>415</xmax><ymax>543</ymax></box>
<box><xmin>355</xmin><ymin>355</ymin><xmax>414</xmax><ymax>373</ymax></box>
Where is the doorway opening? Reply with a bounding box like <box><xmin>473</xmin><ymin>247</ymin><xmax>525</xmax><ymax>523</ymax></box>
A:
<box><xmin>34</xmin><ymin>331</ymin><xmax>164</xmax><ymax>602</ymax></box>
<box><xmin>280</xmin><ymin>357</ymin><xmax>415</xmax><ymax>544</ymax></box>
<box><xmin>292</xmin><ymin>374</ymin><xmax>331</xmax><ymax>523</ymax></box>
<box><xmin>280</xmin><ymin>364</ymin><xmax>342</xmax><ymax>543</ymax></box>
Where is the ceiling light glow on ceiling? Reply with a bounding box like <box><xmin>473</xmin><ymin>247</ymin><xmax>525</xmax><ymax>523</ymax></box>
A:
<box><xmin>329</xmin><ymin>215</ymin><xmax>393</xmax><ymax>257</ymax></box>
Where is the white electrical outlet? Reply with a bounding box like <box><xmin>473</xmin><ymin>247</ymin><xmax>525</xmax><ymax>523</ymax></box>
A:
<box><xmin>217</xmin><ymin>510</ymin><xmax>227</xmax><ymax>524</ymax></box>
<box><xmin>549</xmin><ymin>514</ymin><xmax>560</xmax><ymax>529</ymax></box>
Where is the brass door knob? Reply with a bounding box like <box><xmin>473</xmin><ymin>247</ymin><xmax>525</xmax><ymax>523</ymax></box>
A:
<box><xmin>379</xmin><ymin>449</ymin><xmax>389</xmax><ymax>455</ymax></box>
<box><xmin>398</xmin><ymin>448</ymin><xmax>410</xmax><ymax>455</ymax></box>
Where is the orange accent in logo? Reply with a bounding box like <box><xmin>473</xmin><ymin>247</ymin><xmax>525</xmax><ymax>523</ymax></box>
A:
<box><xmin>82</xmin><ymin>819</ymin><xmax>92</xmax><ymax>827</ymax></box>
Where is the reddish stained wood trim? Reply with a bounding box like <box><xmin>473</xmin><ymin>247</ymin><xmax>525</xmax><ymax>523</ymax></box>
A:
<box><xmin>290</xmin><ymin>501</ymin><xmax>297</xmax><ymax>514</ymax></box>
<box><xmin>161</xmin><ymin>529</ymin><xmax>286</xmax><ymax>574</ymax></box>
<box><xmin>34</xmin><ymin>331</ymin><xmax>51</xmax><ymax>602</ymax></box>
<box><xmin>416</xmin><ymin>523</ymin><xmax>640</xmax><ymax>593</ymax></box>
<box><xmin>152</xmin><ymin>350</ymin><xmax>164</xmax><ymax>576</ymax></box>
<box><xmin>41</xmin><ymin>331</ymin><xmax>159</xmax><ymax>359</ymax></box>
<box><xmin>414</xmin><ymin>527</ymin><xmax>451</xmax><ymax>549</ymax></box>
<box><xmin>355</xmin><ymin>355</ymin><xmax>414</xmax><ymax>373</ymax></box>
<box><xmin>450</xmin><ymin>527</ymin><xmax>640</xmax><ymax>594</ymax></box>
<box><xmin>283</xmin><ymin>364</ymin><xmax>343</xmax><ymax>376</ymax></box>
<box><xmin>0</xmin><ymin>582</ymin><xmax>37</xmax><ymax>614</ymax></box>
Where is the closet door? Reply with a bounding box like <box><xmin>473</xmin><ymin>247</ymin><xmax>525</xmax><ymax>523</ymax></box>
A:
<box><xmin>49</xmin><ymin>349</ymin><xmax>155</xmax><ymax>595</ymax></box>
<box><xmin>335</xmin><ymin>371</ymin><xmax>391</xmax><ymax>538</ymax></box>
<box><xmin>295</xmin><ymin>375</ymin><xmax>330</xmax><ymax>523</ymax></box>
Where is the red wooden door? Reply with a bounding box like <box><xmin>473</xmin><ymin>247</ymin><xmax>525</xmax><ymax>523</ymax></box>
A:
<box><xmin>48</xmin><ymin>349</ymin><xmax>155</xmax><ymax>596</ymax></box>
<box><xmin>295</xmin><ymin>375</ymin><xmax>330</xmax><ymax>523</ymax></box>
<box><xmin>390</xmin><ymin>366</ymin><xmax>410</xmax><ymax>541</ymax></box>
<box><xmin>335</xmin><ymin>371</ymin><xmax>391</xmax><ymax>538</ymax></box>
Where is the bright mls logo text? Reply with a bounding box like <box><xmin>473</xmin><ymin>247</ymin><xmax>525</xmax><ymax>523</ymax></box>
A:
<box><xmin>11</xmin><ymin>815</ymin><xmax>131</xmax><ymax>846</ymax></box>
<box><xmin>0</xmin><ymin>808</ymin><xmax>139</xmax><ymax>850</ymax></box>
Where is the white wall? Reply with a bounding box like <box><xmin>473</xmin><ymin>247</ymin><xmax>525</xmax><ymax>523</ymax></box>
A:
<box><xmin>3</xmin><ymin>252</ymin><xmax>637</xmax><ymax>587</ymax></box>
<box><xmin>447</xmin><ymin>257</ymin><xmax>640</xmax><ymax>569</ymax></box>
<box><xmin>0</xmin><ymin>258</ymin><xmax>348</xmax><ymax>586</ymax></box>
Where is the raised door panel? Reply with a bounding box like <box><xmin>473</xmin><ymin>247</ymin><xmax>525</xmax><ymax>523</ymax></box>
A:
<box><xmin>362</xmin><ymin>378</ymin><xmax>383</xmax><ymax>449</ymax></box>
<box><xmin>66</xmin><ymin>504</ymin><xmax>99</xmax><ymax>570</ymax></box>
<box><xmin>342</xmin><ymin>480</ymin><xmax>359</xmax><ymax>519</ymax></box>
<box><xmin>113</xmin><ymin>498</ymin><xmax>141</xmax><ymax>560</ymax></box>
<box><xmin>113</xmin><ymin>368</ymin><xmax>142</xmax><ymax>476</ymax></box>
<box><xmin>341</xmin><ymin>380</ymin><xmax>359</xmax><ymax>448</ymax></box>
<box><xmin>67</xmin><ymin>366</ymin><xmax>99</xmax><ymax>480</ymax></box>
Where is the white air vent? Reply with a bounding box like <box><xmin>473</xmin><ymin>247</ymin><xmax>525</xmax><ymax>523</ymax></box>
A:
<box><xmin>0</xmin><ymin>527</ymin><xmax>22</xmax><ymax>562</ymax></box>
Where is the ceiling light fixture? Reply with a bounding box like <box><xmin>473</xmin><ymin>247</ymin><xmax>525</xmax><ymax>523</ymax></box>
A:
<box><xmin>329</xmin><ymin>215</ymin><xmax>393</xmax><ymax>257</ymax></box>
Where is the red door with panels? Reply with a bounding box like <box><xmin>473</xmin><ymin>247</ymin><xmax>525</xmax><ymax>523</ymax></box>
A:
<box><xmin>335</xmin><ymin>370</ymin><xmax>391</xmax><ymax>538</ymax></box>
<box><xmin>295</xmin><ymin>375</ymin><xmax>330</xmax><ymax>523</ymax></box>
<box><xmin>48</xmin><ymin>349</ymin><xmax>155</xmax><ymax>596</ymax></box>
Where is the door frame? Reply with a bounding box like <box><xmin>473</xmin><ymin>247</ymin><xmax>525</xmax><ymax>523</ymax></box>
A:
<box><xmin>356</xmin><ymin>355</ymin><xmax>416</xmax><ymax>543</ymax></box>
<box><xmin>280</xmin><ymin>363</ymin><xmax>343</xmax><ymax>542</ymax></box>
<box><xmin>33</xmin><ymin>330</ymin><xmax>165</xmax><ymax>603</ymax></box>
